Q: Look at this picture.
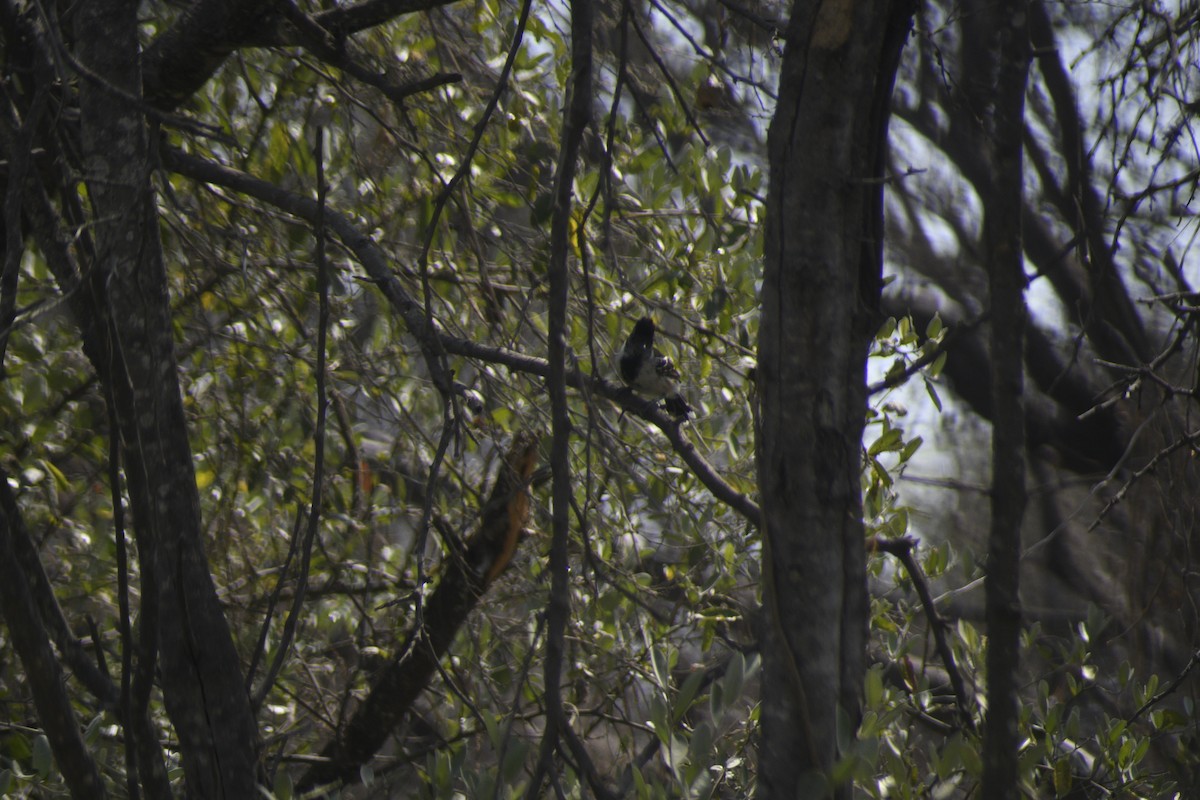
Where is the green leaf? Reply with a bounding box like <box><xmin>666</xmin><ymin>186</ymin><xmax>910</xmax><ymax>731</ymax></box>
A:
<box><xmin>631</xmin><ymin>763</ymin><xmax>649</xmax><ymax>798</ymax></box>
<box><xmin>42</xmin><ymin>459</ymin><xmax>70</xmax><ymax>492</ymax></box>
<box><xmin>273</xmin><ymin>770</ymin><xmax>294</xmax><ymax>800</ymax></box>
<box><xmin>649</xmin><ymin>693</ymin><xmax>671</xmax><ymax>747</ymax></box>
<box><xmin>709</xmin><ymin>681</ymin><xmax>725</xmax><ymax>719</ymax></box>
<box><xmin>925</xmin><ymin>313</ymin><xmax>943</xmax><ymax>338</ymax></box>
<box><xmin>31</xmin><ymin>735</ymin><xmax>51</xmax><ymax>779</ymax></box>
<box><xmin>500</xmin><ymin>737</ymin><xmax>529</xmax><ymax>785</ymax></box>
<box><xmin>868</xmin><ymin>428</ymin><xmax>904</xmax><ymax>456</ymax></box>
<box><xmin>1118</xmin><ymin>738</ymin><xmax>1134</xmax><ymax>767</ymax></box>
<box><xmin>673</xmin><ymin>669</ymin><xmax>707</xmax><ymax>720</ymax></box>
<box><xmin>1045</xmin><ymin>700</ymin><xmax>1062</xmax><ymax>734</ymax></box>
<box><xmin>483</xmin><ymin>711</ymin><xmax>502</xmax><ymax>749</ymax></box>
<box><xmin>865</xmin><ymin>664</ymin><xmax>884</xmax><ymax>708</ymax></box>
<box><xmin>870</xmin><ymin>457</ymin><xmax>893</xmax><ymax>487</ymax></box>
<box><xmin>724</xmin><ymin>651</ymin><xmax>745</xmax><ymax>703</ymax></box>
<box><xmin>688</xmin><ymin>720</ymin><xmax>715</xmax><ymax>764</ymax></box>
<box><xmin>924</xmin><ymin>376</ymin><xmax>943</xmax><ymax>412</ymax></box>
<box><xmin>930</xmin><ymin>351</ymin><xmax>948</xmax><ymax>378</ymax></box>
<box><xmin>1143</xmin><ymin>673</ymin><xmax>1160</xmax><ymax>702</ymax></box>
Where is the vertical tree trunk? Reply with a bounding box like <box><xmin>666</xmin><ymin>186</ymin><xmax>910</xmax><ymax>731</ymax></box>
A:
<box><xmin>75</xmin><ymin>2</ymin><xmax>261</xmax><ymax>796</ymax></box>
<box><xmin>757</xmin><ymin>1</ymin><xmax>914</xmax><ymax>796</ymax></box>
<box><xmin>980</xmin><ymin>1</ymin><xmax>1030</xmax><ymax>797</ymax></box>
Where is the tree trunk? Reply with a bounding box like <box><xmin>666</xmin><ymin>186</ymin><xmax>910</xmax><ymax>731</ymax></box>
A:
<box><xmin>977</xmin><ymin>0</ymin><xmax>1031</xmax><ymax>797</ymax></box>
<box><xmin>75</xmin><ymin>2</ymin><xmax>261</xmax><ymax>795</ymax></box>
<box><xmin>757</xmin><ymin>1</ymin><xmax>914</xmax><ymax>796</ymax></box>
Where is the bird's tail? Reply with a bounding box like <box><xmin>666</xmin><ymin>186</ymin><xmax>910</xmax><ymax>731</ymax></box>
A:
<box><xmin>664</xmin><ymin>395</ymin><xmax>692</xmax><ymax>420</ymax></box>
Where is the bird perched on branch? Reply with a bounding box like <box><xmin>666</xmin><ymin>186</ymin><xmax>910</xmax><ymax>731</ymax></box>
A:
<box><xmin>619</xmin><ymin>317</ymin><xmax>692</xmax><ymax>420</ymax></box>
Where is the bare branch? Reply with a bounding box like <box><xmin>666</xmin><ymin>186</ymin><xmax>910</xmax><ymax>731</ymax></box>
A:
<box><xmin>530</xmin><ymin>0</ymin><xmax>603</xmax><ymax>794</ymax></box>
<box><xmin>252</xmin><ymin>125</ymin><xmax>333</xmax><ymax>713</ymax></box>
<box><xmin>871</xmin><ymin>536</ymin><xmax>975</xmax><ymax>730</ymax></box>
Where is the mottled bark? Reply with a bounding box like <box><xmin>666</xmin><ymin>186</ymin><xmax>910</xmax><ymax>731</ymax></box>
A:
<box><xmin>75</xmin><ymin>1</ymin><xmax>261</xmax><ymax>796</ymax></box>
<box><xmin>757</xmin><ymin>0</ymin><xmax>914</xmax><ymax>796</ymax></box>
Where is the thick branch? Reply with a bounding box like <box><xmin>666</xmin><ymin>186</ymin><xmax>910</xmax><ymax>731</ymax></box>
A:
<box><xmin>264</xmin><ymin>0</ymin><xmax>462</xmax><ymax>42</ymax></box>
<box><xmin>756</xmin><ymin>0</ymin><xmax>915</xmax><ymax>793</ymax></box>
<box><xmin>143</xmin><ymin>0</ymin><xmax>463</xmax><ymax>111</ymax></box>
<box><xmin>297</xmin><ymin>431</ymin><xmax>540</xmax><ymax>791</ymax></box>
<box><xmin>142</xmin><ymin>0</ymin><xmax>280</xmax><ymax>110</ymax></box>
<box><xmin>0</xmin><ymin>471</ymin><xmax>108</xmax><ymax>799</ymax></box>
<box><xmin>162</xmin><ymin>147</ymin><xmax>456</xmax><ymax>392</ymax></box>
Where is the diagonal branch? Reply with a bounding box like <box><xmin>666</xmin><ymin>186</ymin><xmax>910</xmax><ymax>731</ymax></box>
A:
<box><xmin>255</xmin><ymin>0</ymin><xmax>464</xmax><ymax>44</ymax></box>
<box><xmin>162</xmin><ymin>147</ymin><xmax>761</xmax><ymax>529</ymax></box>
<box><xmin>0</xmin><ymin>470</ymin><xmax>108</xmax><ymax>798</ymax></box>
<box><xmin>296</xmin><ymin>431</ymin><xmax>540</xmax><ymax>791</ymax></box>
<box><xmin>871</xmin><ymin>536</ymin><xmax>975</xmax><ymax>730</ymax></box>
<box><xmin>275</xmin><ymin>1</ymin><xmax>461</xmax><ymax>105</ymax></box>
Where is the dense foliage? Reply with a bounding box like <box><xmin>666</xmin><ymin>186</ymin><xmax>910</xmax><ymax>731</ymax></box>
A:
<box><xmin>1</xmin><ymin>0</ymin><xmax>1200</xmax><ymax>797</ymax></box>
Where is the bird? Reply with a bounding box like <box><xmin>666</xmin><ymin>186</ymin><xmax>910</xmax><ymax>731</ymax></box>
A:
<box><xmin>450</xmin><ymin>371</ymin><xmax>487</xmax><ymax>427</ymax></box>
<box><xmin>619</xmin><ymin>317</ymin><xmax>692</xmax><ymax>420</ymax></box>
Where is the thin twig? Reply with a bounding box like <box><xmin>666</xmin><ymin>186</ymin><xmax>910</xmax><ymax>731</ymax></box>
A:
<box><xmin>107</xmin><ymin>382</ymin><xmax>141</xmax><ymax>799</ymax></box>
<box><xmin>628</xmin><ymin>7</ymin><xmax>710</xmax><ymax>148</ymax></box>
<box><xmin>252</xmin><ymin>124</ymin><xmax>332</xmax><ymax>710</ymax></box>
<box><xmin>868</xmin><ymin>312</ymin><xmax>984</xmax><ymax>397</ymax></box>
<box><xmin>528</xmin><ymin>0</ymin><xmax>599</xmax><ymax>794</ymax></box>
<box><xmin>1087</xmin><ymin>427</ymin><xmax>1200</xmax><ymax>533</ymax></box>
<box><xmin>417</xmin><ymin>0</ymin><xmax>532</xmax><ymax>276</ymax></box>
<box><xmin>1128</xmin><ymin>648</ymin><xmax>1200</xmax><ymax>724</ymax></box>
<box><xmin>871</xmin><ymin>536</ymin><xmax>975</xmax><ymax>730</ymax></box>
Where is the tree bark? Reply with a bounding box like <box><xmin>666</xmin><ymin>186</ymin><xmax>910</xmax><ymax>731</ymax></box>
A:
<box><xmin>756</xmin><ymin>0</ymin><xmax>914</xmax><ymax>796</ymax></box>
<box><xmin>75</xmin><ymin>2</ymin><xmax>261</xmax><ymax>796</ymax></box>
<box><xmin>977</xmin><ymin>0</ymin><xmax>1030</xmax><ymax>797</ymax></box>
